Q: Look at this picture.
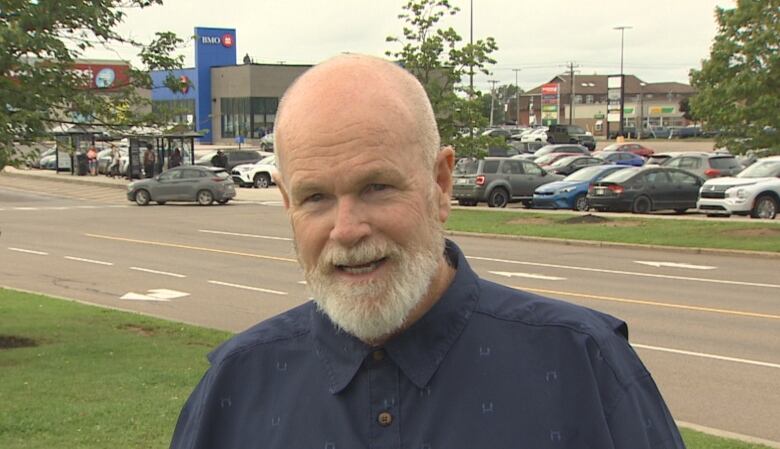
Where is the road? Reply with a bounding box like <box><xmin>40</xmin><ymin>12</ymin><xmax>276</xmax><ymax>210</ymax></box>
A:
<box><xmin>1</xmin><ymin>176</ymin><xmax>779</xmax><ymax>445</ymax></box>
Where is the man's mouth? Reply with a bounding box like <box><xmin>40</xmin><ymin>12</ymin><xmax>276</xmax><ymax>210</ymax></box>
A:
<box><xmin>335</xmin><ymin>257</ymin><xmax>387</xmax><ymax>274</ymax></box>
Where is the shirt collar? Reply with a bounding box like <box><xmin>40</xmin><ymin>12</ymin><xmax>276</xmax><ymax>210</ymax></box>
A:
<box><xmin>311</xmin><ymin>239</ymin><xmax>480</xmax><ymax>393</ymax></box>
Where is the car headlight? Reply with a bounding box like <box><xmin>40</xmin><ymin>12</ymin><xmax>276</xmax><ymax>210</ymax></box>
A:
<box><xmin>736</xmin><ymin>188</ymin><xmax>748</xmax><ymax>199</ymax></box>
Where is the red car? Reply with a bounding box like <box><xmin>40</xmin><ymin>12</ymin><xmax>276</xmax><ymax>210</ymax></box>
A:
<box><xmin>599</xmin><ymin>143</ymin><xmax>655</xmax><ymax>158</ymax></box>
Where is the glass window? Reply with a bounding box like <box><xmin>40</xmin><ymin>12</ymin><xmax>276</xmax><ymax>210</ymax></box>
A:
<box><xmin>574</xmin><ymin>95</ymin><xmax>582</xmax><ymax>104</ymax></box>
<box><xmin>250</xmin><ymin>97</ymin><xmax>279</xmax><ymax>138</ymax></box>
<box><xmin>709</xmin><ymin>157</ymin><xmax>740</xmax><ymax>170</ymax></box>
<box><xmin>585</xmin><ymin>95</ymin><xmax>594</xmax><ymax>104</ymax></box>
<box><xmin>668</xmin><ymin>170</ymin><xmax>699</xmax><ymax>185</ymax></box>
<box><xmin>482</xmin><ymin>160</ymin><xmax>500</xmax><ymax>174</ymax></box>
<box><xmin>522</xmin><ymin>161</ymin><xmax>543</xmax><ymax>175</ymax></box>
<box><xmin>454</xmin><ymin>158</ymin><xmax>479</xmax><ymax>175</ymax></box>
<box><xmin>505</xmin><ymin>160</ymin><xmax>524</xmax><ymax>174</ymax></box>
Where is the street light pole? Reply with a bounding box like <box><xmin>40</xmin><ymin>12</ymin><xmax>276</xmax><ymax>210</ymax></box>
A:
<box><xmin>613</xmin><ymin>26</ymin><xmax>631</xmax><ymax>138</ymax></box>
<box><xmin>513</xmin><ymin>68</ymin><xmax>521</xmax><ymax>126</ymax></box>
<box><xmin>468</xmin><ymin>0</ymin><xmax>474</xmax><ymax>140</ymax></box>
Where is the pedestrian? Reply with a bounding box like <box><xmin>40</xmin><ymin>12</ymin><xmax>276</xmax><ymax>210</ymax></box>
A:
<box><xmin>169</xmin><ymin>148</ymin><xmax>182</xmax><ymax>169</ymax></box>
<box><xmin>143</xmin><ymin>145</ymin><xmax>156</xmax><ymax>178</ymax></box>
<box><xmin>211</xmin><ymin>149</ymin><xmax>227</xmax><ymax>168</ymax></box>
<box><xmin>86</xmin><ymin>145</ymin><xmax>97</xmax><ymax>175</ymax></box>
<box><xmin>108</xmin><ymin>144</ymin><xmax>121</xmax><ymax>178</ymax></box>
<box><xmin>169</xmin><ymin>55</ymin><xmax>685</xmax><ymax>449</ymax></box>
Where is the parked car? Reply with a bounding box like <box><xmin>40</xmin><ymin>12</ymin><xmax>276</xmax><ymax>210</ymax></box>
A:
<box><xmin>451</xmin><ymin>157</ymin><xmax>564</xmax><ymax>208</ymax></box>
<box><xmin>547</xmin><ymin>155</ymin><xmax>605</xmax><ymax>176</ymax></box>
<box><xmin>231</xmin><ymin>155</ymin><xmax>279</xmax><ymax>188</ymax></box>
<box><xmin>522</xmin><ymin>152</ymin><xmax>581</xmax><ymax>168</ymax></box>
<box><xmin>516</xmin><ymin>144</ymin><xmax>590</xmax><ymax>161</ymax></box>
<box><xmin>533</xmin><ymin>164</ymin><xmax>631</xmax><ymax>211</ymax></box>
<box><xmin>595</xmin><ymin>151</ymin><xmax>646</xmax><ymax>167</ymax></box>
<box><xmin>670</xmin><ymin>126</ymin><xmax>702</xmax><ymax>138</ymax></box>
<box><xmin>645</xmin><ymin>153</ymin><xmax>673</xmax><ymax>166</ymax></box>
<box><xmin>126</xmin><ymin>166</ymin><xmax>236</xmax><ymax>206</ymax></box>
<box><xmin>520</xmin><ymin>127</ymin><xmax>549</xmax><ymax>143</ymax></box>
<box><xmin>587</xmin><ymin>166</ymin><xmax>704</xmax><ymax>214</ymax></box>
<box><xmin>481</xmin><ymin>128</ymin><xmax>512</xmax><ymax>140</ymax></box>
<box><xmin>599</xmin><ymin>142</ymin><xmax>655</xmax><ymax>158</ymax></box>
<box><xmin>40</xmin><ymin>151</ymin><xmax>72</xmax><ymax>171</ymax></box>
<box><xmin>545</xmin><ymin>124</ymin><xmax>596</xmax><ymax>150</ymax></box>
<box><xmin>661</xmin><ymin>152</ymin><xmax>743</xmax><ymax>179</ymax></box>
<box><xmin>697</xmin><ymin>156</ymin><xmax>780</xmax><ymax>219</ymax></box>
<box><xmin>32</xmin><ymin>147</ymin><xmax>56</xmax><ymax>168</ymax></box>
<box><xmin>196</xmin><ymin>150</ymin><xmax>263</xmax><ymax>172</ymax></box>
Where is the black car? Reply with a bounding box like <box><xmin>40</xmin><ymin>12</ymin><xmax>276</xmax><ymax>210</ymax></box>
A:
<box><xmin>546</xmin><ymin>124</ymin><xmax>596</xmax><ymax>151</ymax></box>
<box><xmin>587</xmin><ymin>166</ymin><xmax>704</xmax><ymax>214</ymax></box>
<box><xmin>196</xmin><ymin>150</ymin><xmax>263</xmax><ymax>172</ymax></box>
<box><xmin>547</xmin><ymin>155</ymin><xmax>605</xmax><ymax>176</ymax></box>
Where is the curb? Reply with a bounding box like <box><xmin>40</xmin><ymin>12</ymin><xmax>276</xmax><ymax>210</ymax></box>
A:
<box><xmin>444</xmin><ymin>230</ymin><xmax>780</xmax><ymax>259</ymax></box>
<box><xmin>677</xmin><ymin>421</ymin><xmax>780</xmax><ymax>449</ymax></box>
<box><xmin>1</xmin><ymin>167</ymin><xmax>128</xmax><ymax>190</ymax></box>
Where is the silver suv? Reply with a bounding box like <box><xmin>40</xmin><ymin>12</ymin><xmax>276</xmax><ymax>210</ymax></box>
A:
<box><xmin>452</xmin><ymin>157</ymin><xmax>564</xmax><ymax>208</ymax></box>
<box><xmin>661</xmin><ymin>152</ymin><xmax>742</xmax><ymax>179</ymax></box>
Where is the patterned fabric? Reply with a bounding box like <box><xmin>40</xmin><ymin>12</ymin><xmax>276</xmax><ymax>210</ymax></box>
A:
<box><xmin>170</xmin><ymin>240</ymin><xmax>685</xmax><ymax>449</ymax></box>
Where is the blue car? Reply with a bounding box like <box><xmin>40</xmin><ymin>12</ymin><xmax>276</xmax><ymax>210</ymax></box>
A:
<box><xmin>533</xmin><ymin>164</ymin><xmax>631</xmax><ymax>211</ymax></box>
<box><xmin>596</xmin><ymin>151</ymin><xmax>645</xmax><ymax>167</ymax></box>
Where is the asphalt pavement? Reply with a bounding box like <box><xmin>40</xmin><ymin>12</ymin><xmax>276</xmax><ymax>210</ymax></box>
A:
<box><xmin>1</xmin><ymin>166</ymin><xmax>779</xmax><ymax>446</ymax></box>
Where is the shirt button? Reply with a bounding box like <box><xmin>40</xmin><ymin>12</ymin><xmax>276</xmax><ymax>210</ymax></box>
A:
<box><xmin>377</xmin><ymin>411</ymin><xmax>393</xmax><ymax>427</ymax></box>
<box><xmin>372</xmin><ymin>350</ymin><xmax>385</xmax><ymax>361</ymax></box>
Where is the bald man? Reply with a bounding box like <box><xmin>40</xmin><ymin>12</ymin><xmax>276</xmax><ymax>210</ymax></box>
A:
<box><xmin>170</xmin><ymin>55</ymin><xmax>685</xmax><ymax>449</ymax></box>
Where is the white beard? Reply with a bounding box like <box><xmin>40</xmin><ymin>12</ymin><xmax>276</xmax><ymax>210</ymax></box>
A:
<box><xmin>302</xmin><ymin>214</ymin><xmax>444</xmax><ymax>343</ymax></box>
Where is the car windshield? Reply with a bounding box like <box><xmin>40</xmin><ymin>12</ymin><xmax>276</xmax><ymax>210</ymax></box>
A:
<box><xmin>454</xmin><ymin>158</ymin><xmax>479</xmax><ymax>175</ymax></box>
<box><xmin>564</xmin><ymin>165</ymin><xmax>612</xmax><ymax>182</ymax></box>
<box><xmin>534</xmin><ymin>153</ymin><xmax>562</xmax><ymax>165</ymax></box>
<box><xmin>197</xmin><ymin>151</ymin><xmax>217</xmax><ymax>163</ymax></box>
<box><xmin>550</xmin><ymin>156</ymin><xmax>579</xmax><ymax>168</ymax></box>
<box><xmin>709</xmin><ymin>156</ymin><xmax>741</xmax><ymax>169</ymax></box>
<box><xmin>600</xmin><ymin>167</ymin><xmax>641</xmax><ymax>183</ymax></box>
<box><xmin>258</xmin><ymin>155</ymin><xmax>275</xmax><ymax>165</ymax></box>
<box><xmin>737</xmin><ymin>160</ymin><xmax>780</xmax><ymax>178</ymax></box>
<box><xmin>211</xmin><ymin>169</ymin><xmax>231</xmax><ymax>179</ymax></box>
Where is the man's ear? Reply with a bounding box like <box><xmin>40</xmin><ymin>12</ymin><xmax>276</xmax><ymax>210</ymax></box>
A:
<box><xmin>273</xmin><ymin>172</ymin><xmax>291</xmax><ymax>209</ymax></box>
<box><xmin>434</xmin><ymin>146</ymin><xmax>455</xmax><ymax>223</ymax></box>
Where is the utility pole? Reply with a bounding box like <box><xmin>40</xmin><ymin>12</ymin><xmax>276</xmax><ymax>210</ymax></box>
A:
<box><xmin>488</xmin><ymin>79</ymin><xmax>499</xmax><ymax>127</ymax></box>
<box><xmin>512</xmin><ymin>68</ymin><xmax>521</xmax><ymax>126</ymax></box>
<box><xmin>614</xmin><ymin>26</ymin><xmax>632</xmax><ymax>137</ymax></box>
<box><xmin>468</xmin><ymin>0</ymin><xmax>474</xmax><ymax>139</ymax></box>
<box><xmin>567</xmin><ymin>62</ymin><xmax>579</xmax><ymax>125</ymax></box>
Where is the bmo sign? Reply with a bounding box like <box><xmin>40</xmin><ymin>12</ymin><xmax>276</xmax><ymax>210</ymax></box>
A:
<box><xmin>200</xmin><ymin>33</ymin><xmax>234</xmax><ymax>48</ymax></box>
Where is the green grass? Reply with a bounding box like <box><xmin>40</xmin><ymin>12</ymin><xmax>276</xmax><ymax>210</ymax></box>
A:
<box><xmin>0</xmin><ymin>289</ymin><xmax>230</xmax><ymax>449</ymax></box>
<box><xmin>0</xmin><ymin>289</ymin><xmax>774</xmax><ymax>449</ymax></box>
<box><xmin>447</xmin><ymin>209</ymin><xmax>780</xmax><ymax>252</ymax></box>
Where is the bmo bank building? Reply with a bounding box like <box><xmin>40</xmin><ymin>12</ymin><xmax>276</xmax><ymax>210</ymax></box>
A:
<box><xmin>151</xmin><ymin>27</ymin><xmax>311</xmax><ymax>144</ymax></box>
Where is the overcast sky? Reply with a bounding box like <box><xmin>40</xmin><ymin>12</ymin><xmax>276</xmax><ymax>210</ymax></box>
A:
<box><xmin>92</xmin><ymin>0</ymin><xmax>735</xmax><ymax>92</ymax></box>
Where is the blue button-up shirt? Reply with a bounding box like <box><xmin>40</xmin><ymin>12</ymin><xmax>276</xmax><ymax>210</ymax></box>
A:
<box><xmin>170</xmin><ymin>240</ymin><xmax>685</xmax><ymax>449</ymax></box>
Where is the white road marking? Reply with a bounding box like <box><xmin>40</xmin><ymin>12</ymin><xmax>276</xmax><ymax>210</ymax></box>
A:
<box><xmin>468</xmin><ymin>255</ymin><xmax>780</xmax><ymax>289</ymax></box>
<box><xmin>129</xmin><ymin>267</ymin><xmax>187</xmax><ymax>278</ymax></box>
<box><xmin>12</xmin><ymin>207</ymin><xmax>38</xmax><ymax>211</ymax></box>
<box><xmin>198</xmin><ymin>229</ymin><xmax>292</xmax><ymax>241</ymax></box>
<box><xmin>64</xmin><ymin>256</ymin><xmax>114</xmax><ymax>266</ymax></box>
<box><xmin>634</xmin><ymin>260</ymin><xmax>716</xmax><ymax>270</ymax></box>
<box><xmin>75</xmin><ymin>205</ymin><xmax>100</xmax><ymax>209</ymax></box>
<box><xmin>208</xmin><ymin>280</ymin><xmax>288</xmax><ymax>295</ymax></box>
<box><xmin>298</xmin><ymin>280</ymin><xmax>307</xmax><ymax>285</ymax></box>
<box><xmin>8</xmin><ymin>247</ymin><xmax>49</xmax><ymax>256</ymax></box>
<box><xmin>120</xmin><ymin>289</ymin><xmax>189</xmax><ymax>301</ymax></box>
<box><xmin>489</xmin><ymin>271</ymin><xmax>567</xmax><ymax>281</ymax></box>
<box><xmin>633</xmin><ymin>343</ymin><xmax>780</xmax><ymax>370</ymax></box>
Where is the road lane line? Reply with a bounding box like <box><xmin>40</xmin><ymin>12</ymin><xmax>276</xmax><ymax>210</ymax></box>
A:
<box><xmin>129</xmin><ymin>267</ymin><xmax>187</xmax><ymax>278</ymax></box>
<box><xmin>208</xmin><ymin>280</ymin><xmax>287</xmax><ymax>295</ymax></box>
<box><xmin>85</xmin><ymin>233</ymin><xmax>298</xmax><ymax>263</ymax></box>
<box><xmin>470</xmin><ymin>255</ymin><xmax>780</xmax><ymax>289</ymax></box>
<box><xmin>633</xmin><ymin>343</ymin><xmax>780</xmax><ymax>370</ymax></box>
<box><xmin>64</xmin><ymin>256</ymin><xmax>114</xmax><ymax>266</ymax></box>
<box><xmin>8</xmin><ymin>247</ymin><xmax>49</xmax><ymax>256</ymax></box>
<box><xmin>198</xmin><ymin>229</ymin><xmax>293</xmax><ymax>241</ymax></box>
<box><xmin>512</xmin><ymin>285</ymin><xmax>780</xmax><ymax>320</ymax></box>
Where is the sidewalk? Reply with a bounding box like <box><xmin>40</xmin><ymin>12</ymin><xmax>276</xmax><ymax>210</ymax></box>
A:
<box><xmin>0</xmin><ymin>165</ymin><xmax>284</xmax><ymax>203</ymax></box>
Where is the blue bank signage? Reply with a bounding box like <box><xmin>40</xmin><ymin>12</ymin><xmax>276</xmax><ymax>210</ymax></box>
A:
<box><xmin>194</xmin><ymin>27</ymin><xmax>237</xmax><ymax>143</ymax></box>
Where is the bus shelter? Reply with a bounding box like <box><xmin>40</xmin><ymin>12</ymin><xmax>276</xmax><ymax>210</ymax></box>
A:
<box><xmin>50</xmin><ymin>125</ymin><xmax>105</xmax><ymax>175</ymax></box>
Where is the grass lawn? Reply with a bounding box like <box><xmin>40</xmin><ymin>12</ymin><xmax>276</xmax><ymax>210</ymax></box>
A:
<box><xmin>447</xmin><ymin>209</ymin><xmax>780</xmax><ymax>252</ymax></box>
<box><xmin>0</xmin><ymin>288</ymin><xmax>774</xmax><ymax>449</ymax></box>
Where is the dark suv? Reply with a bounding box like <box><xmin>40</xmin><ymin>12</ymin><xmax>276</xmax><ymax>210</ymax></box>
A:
<box><xmin>452</xmin><ymin>157</ymin><xmax>564</xmax><ymax>208</ymax></box>
<box><xmin>546</xmin><ymin>124</ymin><xmax>596</xmax><ymax>151</ymax></box>
<box><xmin>196</xmin><ymin>150</ymin><xmax>263</xmax><ymax>172</ymax></box>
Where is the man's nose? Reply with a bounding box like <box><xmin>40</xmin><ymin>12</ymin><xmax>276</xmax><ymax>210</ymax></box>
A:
<box><xmin>329</xmin><ymin>197</ymin><xmax>370</xmax><ymax>246</ymax></box>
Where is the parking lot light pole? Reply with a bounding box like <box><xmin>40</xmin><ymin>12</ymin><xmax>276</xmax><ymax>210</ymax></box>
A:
<box><xmin>614</xmin><ymin>26</ymin><xmax>631</xmax><ymax>138</ymax></box>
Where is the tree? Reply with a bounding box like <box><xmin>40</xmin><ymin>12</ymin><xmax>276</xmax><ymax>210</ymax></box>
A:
<box><xmin>479</xmin><ymin>84</ymin><xmax>524</xmax><ymax>126</ymax></box>
<box><xmin>689</xmin><ymin>0</ymin><xmax>780</xmax><ymax>153</ymax></box>
<box><xmin>386</xmin><ymin>0</ymin><xmax>501</xmax><ymax>157</ymax></box>
<box><xmin>678</xmin><ymin>97</ymin><xmax>696</xmax><ymax>122</ymax></box>
<box><xmin>0</xmin><ymin>0</ymin><xmax>187</xmax><ymax>167</ymax></box>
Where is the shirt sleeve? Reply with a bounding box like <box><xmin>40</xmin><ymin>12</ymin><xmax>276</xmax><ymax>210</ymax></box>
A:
<box><xmin>169</xmin><ymin>368</ymin><xmax>215</xmax><ymax>449</ymax></box>
<box><xmin>606</xmin><ymin>372</ymin><xmax>687</xmax><ymax>449</ymax></box>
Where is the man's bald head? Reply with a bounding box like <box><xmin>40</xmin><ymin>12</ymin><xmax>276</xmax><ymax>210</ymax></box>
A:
<box><xmin>274</xmin><ymin>54</ymin><xmax>440</xmax><ymax>178</ymax></box>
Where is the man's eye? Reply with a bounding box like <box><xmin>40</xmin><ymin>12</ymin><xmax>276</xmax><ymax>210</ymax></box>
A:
<box><xmin>303</xmin><ymin>193</ymin><xmax>324</xmax><ymax>203</ymax></box>
<box><xmin>367</xmin><ymin>183</ymin><xmax>388</xmax><ymax>192</ymax></box>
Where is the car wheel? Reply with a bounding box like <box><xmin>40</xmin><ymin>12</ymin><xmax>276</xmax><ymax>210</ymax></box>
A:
<box><xmin>156</xmin><ymin>201</ymin><xmax>166</xmax><ymax>205</ymax></box>
<box><xmin>134</xmin><ymin>189</ymin><xmax>150</xmax><ymax>206</ymax></box>
<box><xmin>751</xmin><ymin>195</ymin><xmax>778</xmax><ymax>219</ymax></box>
<box><xmin>632</xmin><ymin>195</ymin><xmax>652</xmax><ymax>214</ymax></box>
<box><xmin>196</xmin><ymin>190</ymin><xmax>214</xmax><ymax>206</ymax></box>
<box><xmin>487</xmin><ymin>188</ymin><xmax>509</xmax><ymax>208</ymax></box>
<box><xmin>217</xmin><ymin>199</ymin><xmax>230</xmax><ymax>205</ymax></box>
<box><xmin>573</xmin><ymin>194</ymin><xmax>589</xmax><ymax>212</ymax></box>
<box><xmin>253</xmin><ymin>173</ymin><xmax>271</xmax><ymax>188</ymax></box>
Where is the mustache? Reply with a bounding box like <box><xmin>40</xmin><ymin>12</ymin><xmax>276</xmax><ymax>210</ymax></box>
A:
<box><xmin>319</xmin><ymin>240</ymin><xmax>400</xmax><ymax>269</ymax></box>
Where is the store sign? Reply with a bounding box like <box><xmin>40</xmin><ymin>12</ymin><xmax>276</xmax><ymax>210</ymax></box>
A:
<box><xmin>200</xmin><ymin>33</ymin><xmax>235</xmax><ymax>48</ymax></box>
<box><xmin>541</xmin><ymin>83</ymin><xmax>559</xmax><ymax>95</ymax></box>
<box><xmin>540</xmin><ymin>83</ymin><xmax>560</xmax><ymax>125</ymax></box>
<box><xmin>70</xmin><ymin>63</ymin><xmax>130</xmax><ymax>90</ymax></box>
<box><xmin>649</xmin><ymin>106</ymin><xmax>675</xmax><ymax>115</ymax></box>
